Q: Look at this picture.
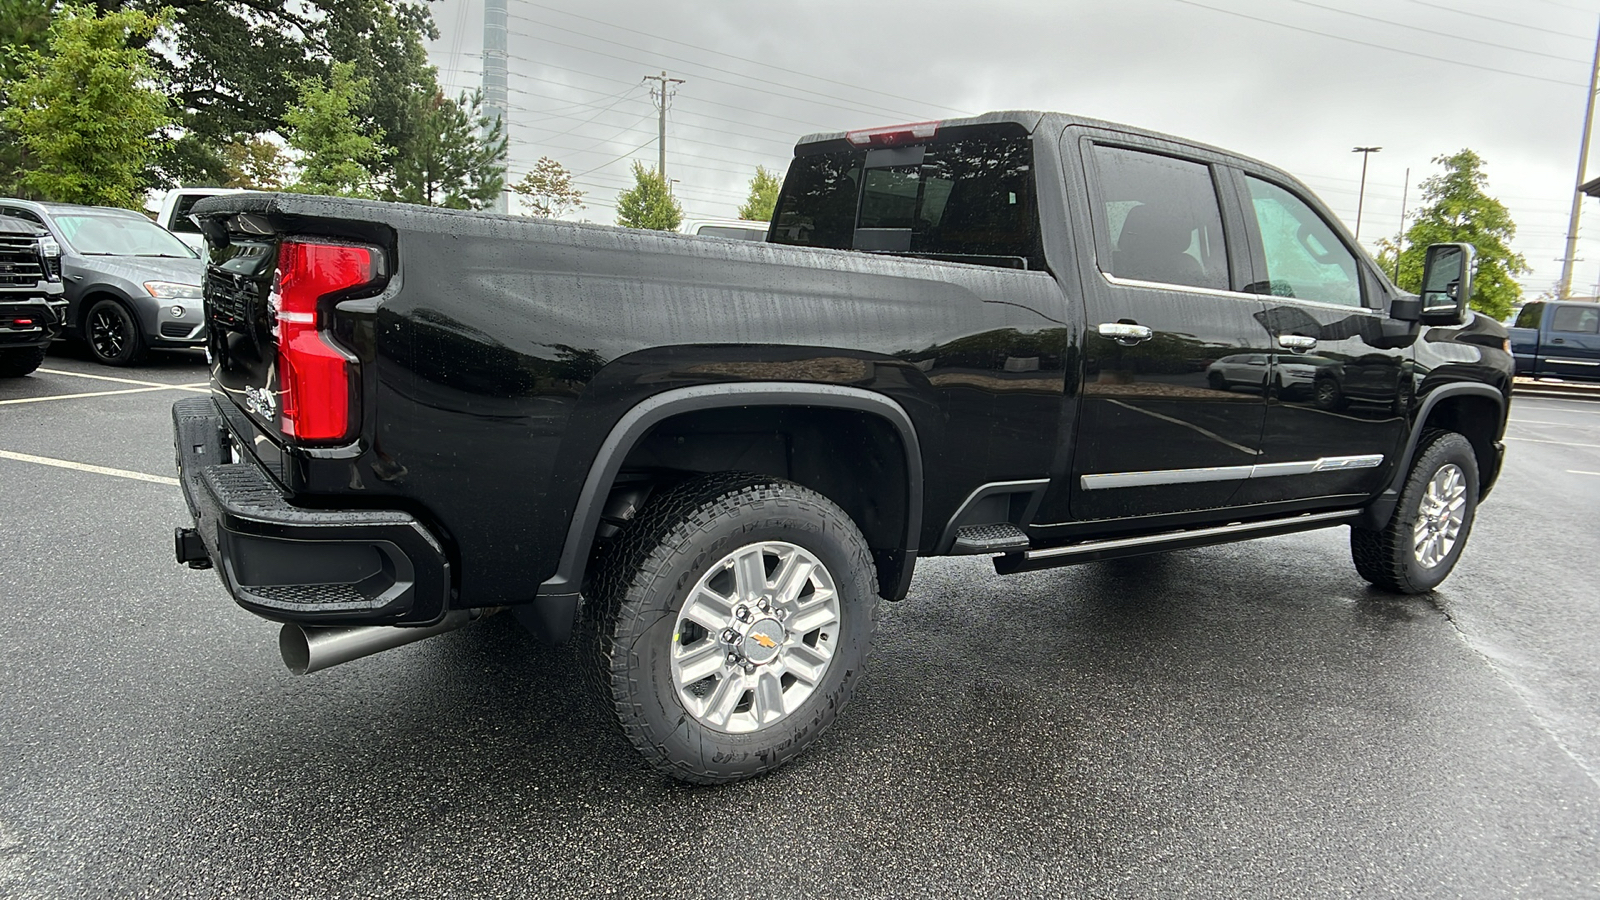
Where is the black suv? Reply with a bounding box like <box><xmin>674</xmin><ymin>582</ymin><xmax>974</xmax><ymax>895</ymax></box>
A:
<box><xmin>0</xmin><ymin>215</ymin><xmax>66</xmax><ymax>377</ymax></box>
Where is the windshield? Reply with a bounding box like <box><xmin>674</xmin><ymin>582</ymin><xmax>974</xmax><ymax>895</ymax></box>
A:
<box><xmin>53</xmin><ymin>214</ymin><xmax>196</xmax><ymax>258</ymax></box>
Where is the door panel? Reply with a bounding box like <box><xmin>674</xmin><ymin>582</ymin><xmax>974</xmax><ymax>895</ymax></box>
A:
<box><xmin>1036</xmin><ymin>138</ymin><xmax>1271</xmax><ymax>523</ymax></box>
<box><xmin>1544</xmin><ymin>304</ymin><xmax>1600</xmax><ymax>379</ymax></box>
<box><xmin>1232</xmin><ymin>173</ymin><xmax>1408</xmax><ymax>504</ymax></box>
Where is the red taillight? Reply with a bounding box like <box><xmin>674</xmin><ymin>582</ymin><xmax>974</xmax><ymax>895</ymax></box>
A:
<box><xmin>844</xmin><ymin>121</ymin><xmax>939</xmax><ymax>148</ymax></box>
<box><xmin>271</xmin><ymin>240</ymin><xmax>374</xmax><ymax>442</ymax></box>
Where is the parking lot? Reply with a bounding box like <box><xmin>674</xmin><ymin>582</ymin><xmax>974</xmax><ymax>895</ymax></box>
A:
<box><xmin>2</xmin><ymin>348</ymin><xmax>1598</xmax><ymax>899</ymax></box>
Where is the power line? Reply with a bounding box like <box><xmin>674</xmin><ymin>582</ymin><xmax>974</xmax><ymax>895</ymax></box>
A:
<box><xmin>1277</xmin><ymin>0</ymin><xmax>1588</xmax><ymax>64</ymax></box>
<box><xmin>1171</xmin><ymin>0</ymin><xmax>1587</xmax><ymax>87</ymax></box>
<box><xmin>518</xmin><ymin>1</ymin><xmax>975</xmax><ymax>118</ymax></box>
<box><xmin>1399</xmin><ymin>0</ymin><xmax>1596</xmax><ymax>41</ymax></box>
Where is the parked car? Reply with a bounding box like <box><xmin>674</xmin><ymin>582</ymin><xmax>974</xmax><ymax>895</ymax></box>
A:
<box><xmin>679</xmin><ymin>217</ymin><xmax>771</xmax><ymax>241</ymax></box>
<box><xmin>0</xmin><ymin>214</ymin><xmax>67</xmax><ymax>377</ymax></box>
<box><xmin>152</xmin><ymin>187</ymin><xmax>245</xmax><ymax>254</ymax></box>
<box><xmin>172</xmin><ymin>111</ymin><xmax>1510</xmax><ymax>784</ymax></box>
<box><xmin>1509</xmin><ymin>300</ymin><xmax>1600</xmax><ymax>382</ymax></box>
<box><xmin>0</xmin><ymin>199</ymin><xmax>205</xmax><ymax>366</ymax></box>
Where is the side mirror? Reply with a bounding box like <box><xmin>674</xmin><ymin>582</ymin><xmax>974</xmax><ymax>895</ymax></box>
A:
<box><xmin>1418</xmin><ymin>242</ymin><xmax>1475</xmax><ymax>325</ymax></box>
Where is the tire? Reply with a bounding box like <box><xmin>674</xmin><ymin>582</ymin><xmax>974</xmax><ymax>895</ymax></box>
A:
<box><xmin>0</xmin><ymin>346</ymin><xmax>47</xmax><ymax>377</ymax></box>
<box><xmin>587</xmin><ymin>472</ymin><xmax>879</xmax><ymax>784</ymax></box>
<box><xmin>1313</xmin><ymin>377</ymin><xmax>1343</xmax><ymax>410</ymax></box>
<box><xmin>1351</xmin><ymin>430</ymin><xmax>1478</xmax><ymax>594</ymax></box>
<box><xmin>85</xmin><ymin>298</ymin><xmax>147</xmax><ymax>366</ymax></box>
<box><xmin>1208</xmin><ymin>371</ymin><xmax>1228</xmax><ymax>391</ymax></box>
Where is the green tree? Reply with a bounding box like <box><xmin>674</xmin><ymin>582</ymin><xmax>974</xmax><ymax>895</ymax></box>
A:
<box><xmin>511</xmin><ymin>157</ymin><xmax>586</xmax><ymax>219</ymax></box>
<box><xmin>0</xmin><ymin>0</ymin><xmax>54</xmax><ymax>195</ymax></box>
<box><xmin>390</xmin><ymin>89</ymin><xmax>507</xmax><ymax>209</ymax></box>
<box><xmin>616</xmin><ymin>161</ymin><xmax>682</xmax><ymax>231</ymax></box>
<box><xmin>283</xmin><ymin>61</ymin><xmax>381</xmax><ymax>198</ymax></box>
<box><xmin>737</xmin><ymin>165</ymin><xmax>782</xmax><ymax>221</ymax></box>
<box><xmin>1375</xmin><ymin>149</ymin><xmax>1527</xmax><ymax>320</ymax></box>
<box><xmin>220</xmin><ymin>134</ymin><xmax>289</xmax><ymax>190</ymax></box>
<box><xmin>0</xmin><ymin>4</ymin><xmax>173</xmax><ymax>208</ymax></box>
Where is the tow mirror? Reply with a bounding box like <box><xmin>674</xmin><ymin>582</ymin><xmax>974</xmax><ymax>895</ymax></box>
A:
<box><xmin>1418</xmin><ymin>242</ymin><xmax>1475</xmax><ymax>325</ymax></box>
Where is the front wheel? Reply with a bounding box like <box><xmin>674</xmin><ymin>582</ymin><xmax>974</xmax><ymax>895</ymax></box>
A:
<box><xmin>0</xmin><ymin>346</ymin><xmax>47</xmax><ymax>377</ymax></box>
<box><xmin>85</xmin><ymin>298</ymin><xmax>147</xmax><ymax>366</ymax></box>
<box><xmin>588</xmin><ymin>473</ymin><xmax>878</xmax><ymax>784</ymax></box>
<box><xmin>1351</xmin><ymin>430</ymin><xmax>1478</xmax><ymax>593</ymax></box>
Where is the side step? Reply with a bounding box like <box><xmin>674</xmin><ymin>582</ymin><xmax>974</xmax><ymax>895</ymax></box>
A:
<box><xmin>952</xmin><ymin>523</ymin><xmax>1030</xmax><ymax>554</ymax></box>
<box><xmin>994</xmin><ymin>510</ymin><xmax>1359</xmax><ymax>574</ymax></box>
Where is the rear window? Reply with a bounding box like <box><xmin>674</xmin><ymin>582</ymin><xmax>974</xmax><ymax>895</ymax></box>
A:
<box><xmin>1513</xmin><ymin>303</ymin><xmax>1543</xmax><ymax>329</ymax></box>
<box><xmin>769</xmin><ymin>131</ymin><xmax>1044</xmax><ymax>270</ymax></box>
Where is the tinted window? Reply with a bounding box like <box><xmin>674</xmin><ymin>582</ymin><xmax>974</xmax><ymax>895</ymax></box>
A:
<box><xmin>169</xmin><ymin>194</ymin><xmax>204</xmax><ymax>234</ymax></box>
<box><xmin>1552</xmin><ymin>305</ymin><xmax>1600</xmax><ymax>334</ymax></box>
<box><xmin>1091</xmin><ymin>146</ymin><xmax>1229</xmax><ymax>291</ymax></box>
<box><xmin>0</xmin><ymin>207</ymin><xmax>47</xmax><ymax>227</ymax></box>
<box><xmin>770</xmin><ymin>132</ymin><xmax>1043</xmax><ymax>269</ymax></box>
<box><xmin>1245</xmin><ymin>176</ymin><xmax>1362</xmax><ymax>307</ymax></box>
<box><xmin>1513</xmin><ymin>303</ymin><xmax>1544</xmax><ymax>329</ymax></box>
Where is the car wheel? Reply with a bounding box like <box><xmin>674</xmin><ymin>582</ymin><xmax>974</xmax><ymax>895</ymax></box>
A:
<box><xmin>587</xmin><ymin>472</ymin><xmax>878</xmax><ymax>784</ymax></box>
<box><xmin>1351</xmin><ymin>430</ymin><xmax>1478</xmax><ymax>594</ymax></box>
<box><xmin>0</xmin><ymin>347</ymin><xmax>47</xmax><ymax>378</ymax></box>
<box><xmin>1314</xmin><ymin>377</ymin><xmax>1343</xmax><ymax>410</ymax></box>
<box><xmin>85</xmin><ymin>298</ymin><xmax>147</xmax><ymax>366</ymax></box>
<box><xmin>1207</xmin><ymin>371</ymin><xmax>1228</xmax><ymax>391</ymax></box>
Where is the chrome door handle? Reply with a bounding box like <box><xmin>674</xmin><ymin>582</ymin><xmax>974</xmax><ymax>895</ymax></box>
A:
<box><xmin>1098</xmin><ymin>322</ymin><xmax>1153</xmax><ymax>344</ymax></box>
<box><xmin>1278</xmin><ymin>334</ymin><xmax>1317</xmax><ymax>352</ymax></box>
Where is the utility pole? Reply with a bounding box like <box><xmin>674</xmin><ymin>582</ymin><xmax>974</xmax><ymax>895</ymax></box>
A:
<box><xmin>1559</xmin><ymin>19</ymin><xmax>1600</xmax><ymax>299</ymax></box>
<box><xmin>644</xmin><ymin>71</ymin><xmax>685</xmax><ymax>181</ymax></box>
<box><xmin>482</xmin><ymin>0</ymin><xmax>509</xmax><ymax>213</ymax></box>
<box><xmin>1394</xmin><ymin>166</ymin><xmax>1410</xmax><ymax>283</ymax></box>
<box><xmin>1353</xmin><ymin>146</ymin><xmax>1382</xmax><ymax>241</ymax></box>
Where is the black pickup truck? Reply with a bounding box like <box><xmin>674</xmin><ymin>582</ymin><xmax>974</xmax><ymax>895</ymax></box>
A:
<box><xmin>173</xmin><ymin>111</ymin><xmax>1512</xmax><ymax>783</ymax></box>
<box><xmin>0</xmin><ymin>214</ymin><xmax>66</xmax><ymax>377</ymax></box>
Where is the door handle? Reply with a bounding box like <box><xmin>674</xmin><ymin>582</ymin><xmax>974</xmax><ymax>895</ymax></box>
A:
<box><xmin>1278</xmin><ymin>334</ymin><xmax>1317</xmax><ymax>352</ymax></box>
<box><xmin>66</xmin><ymin>274</ymin><xmax>82</xmax><ymax>282</ymax></box>
<box><xmin>1552</xmin><ymin>338</ymin><xmax>1566</xmax><ymax>344</ymax></box>
<box><xmin>1097</xmin><ymin>322</ymin><xmax>1153</xmax><ymax>344</ymax></box>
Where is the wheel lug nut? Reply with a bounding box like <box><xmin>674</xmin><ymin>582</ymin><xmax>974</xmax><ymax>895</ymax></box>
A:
<box><xmin>757</xmin><ymin>597</ymin><xmax>771</xmax><ymax>612</ymax></box>
<box><xmin>726</xmin><ymin>652</ymin><xmax>739</xmax><ymax>665</ymax></box>
<box><xmin>735</xmin><ymin>605</ymin><xmax>751</xmax><ymax>621</ymax></box>
<box><xmin>742</xmin><ymin>662</ymin><xmax>757</xmax><ymax>674</ymax></box>
<box><xmin>721</xmin><ymin>629</ymin><xmax>738</xmax><ymax>643</ymax></box>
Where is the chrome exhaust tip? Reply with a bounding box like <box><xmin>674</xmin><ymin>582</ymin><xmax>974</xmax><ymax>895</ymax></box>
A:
<box><xmin>279</xmin><ymin>610</ymin><xmax>475</xmax><ymax>675</ymax></box>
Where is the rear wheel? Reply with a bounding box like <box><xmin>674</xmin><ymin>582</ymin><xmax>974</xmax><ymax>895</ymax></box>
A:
<box><xmin>0</xmin><ymin>346</ymin><xmax>47</xmax><ymax>377</ymax></box>
<box><xmin>1351</xmin><ymin>430</ymin><xmax>1478</xmax><ymax>593</ymax></box>
<box><xmin>85</xmin><ymin>298</ymin><xmax>147</xmax><ymax>366</ymax></box>
<box><xmin>588</xmin><ymin>472</ymin><xmax>878</xmax><ymax>784</ymax></box>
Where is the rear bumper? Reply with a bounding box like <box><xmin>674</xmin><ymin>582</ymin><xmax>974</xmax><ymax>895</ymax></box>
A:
<box><xmin>171</xmin><ymin>397</ymin><xmax>451</xmax><ymax>626</ymax></box>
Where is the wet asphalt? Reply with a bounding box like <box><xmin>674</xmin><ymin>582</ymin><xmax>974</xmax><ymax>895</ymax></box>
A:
<box><xmin>1</xmin><ymin>349</ymin><xmax>1598</xmax><ymax>899</ymax></box>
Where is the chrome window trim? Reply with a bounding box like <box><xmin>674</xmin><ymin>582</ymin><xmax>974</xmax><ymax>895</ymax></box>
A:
<box><xmin>1081</xmin><ymin>454</ymin><xmax>1384</xmax><ymax>490</ymax></box>
<box><xmin>1099</xmin><ymin>272</ymin><xmax>1379</xmax><ymax>315</ymax></box>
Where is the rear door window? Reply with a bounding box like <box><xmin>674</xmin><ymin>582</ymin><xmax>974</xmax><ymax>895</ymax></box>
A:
<box><xmin>1513</xmin><ymin>303</ymin><xmax>1544</xmax><ymax>329</ymax></box>
<box><xmin>1088</xmin><ymin>146</ymin><xmax>1230</xmax><ymax>292</ymax></box>
<box><xmin>1552</xmin><ymin>305</ymin><xmax>1600</xmax><ymax>334</ymax></box>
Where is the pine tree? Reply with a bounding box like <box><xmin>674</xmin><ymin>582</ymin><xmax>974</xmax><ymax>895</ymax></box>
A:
<box><xmin>615</xmin><ymin>162</ymin><xmax>682</xmax><ymax>231</ymax></box>
<box><xmin>390</xmin><ymin>89</ymin><xmax>507</xmax><ymax>209</ymax></box>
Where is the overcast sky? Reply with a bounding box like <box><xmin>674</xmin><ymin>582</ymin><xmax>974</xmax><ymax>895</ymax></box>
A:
<box><xmin>427</xmin><ymin>0</ymin><xmax>1600</xmax><ymax>298</ymax></box>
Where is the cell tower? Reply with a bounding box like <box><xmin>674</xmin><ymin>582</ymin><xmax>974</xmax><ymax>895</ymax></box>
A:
<box><xmin>483</xmin><ymin>0</ymin><xmax>509</xmax><ymax>213</ymax></box>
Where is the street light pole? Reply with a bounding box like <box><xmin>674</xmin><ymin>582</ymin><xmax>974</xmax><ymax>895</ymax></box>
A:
<box><xmin>1353</xmin><ymin>146</ymin><xmax>1382</xmax><ymax>241</ymax></box>
<box><xmin>1559</xmin><ymin>19</ymin><xmax>1600</xmax><ymax>299</ymax></box>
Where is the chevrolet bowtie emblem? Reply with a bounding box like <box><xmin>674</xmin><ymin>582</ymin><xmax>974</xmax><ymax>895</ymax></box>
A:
<box><xmin>751</xmin><ymin>633</ymin><xmax>777</xmax><ymax>649</ymax></box>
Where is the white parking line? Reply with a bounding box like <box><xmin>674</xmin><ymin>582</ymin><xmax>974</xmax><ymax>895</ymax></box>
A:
<box><xmin>1508</xmin><ymin>419</ymin><xmax>1600</xmax><ymax>428</ymax></box>
<box><xmin>1504</xmin><ymin>437</ymin><xmax>1600</xmax><ymax>449</ymax></box>
<box><xmin>0</xmin><ymin>385</ymin><xmax>179</xmax><ymax>406</ymax></box>
<box><xmin>0</xmin><ymin>449</ymin><xmax>178</xmax><ymax>486</ymax></box>
<box><xmin>34</xmin><ymin>368</ymin><xmax>210</xmax><ymax>393</ymax></box>
<box><xmin>1570</xmin><ymin>470</ymin><xmax>1600</xmax><ymax>477</ymax></box>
